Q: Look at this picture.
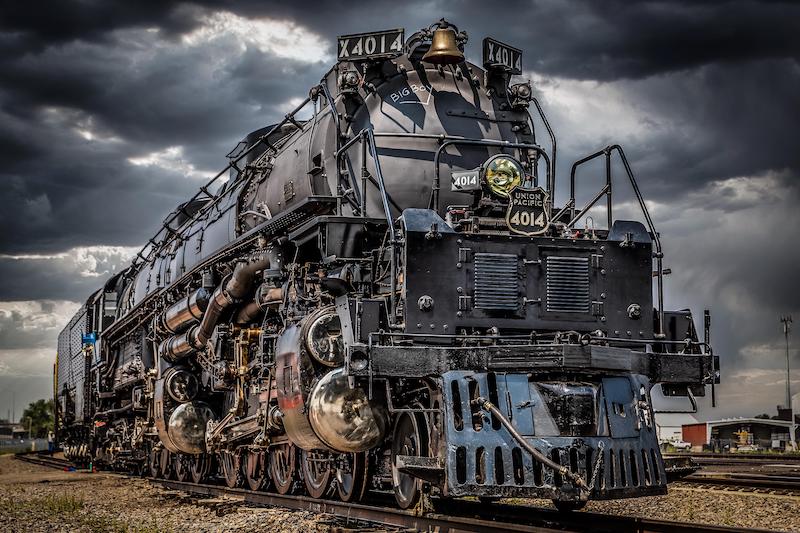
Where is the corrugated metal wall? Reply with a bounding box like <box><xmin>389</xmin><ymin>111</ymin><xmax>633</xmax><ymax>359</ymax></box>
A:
<box><xmin>56</xmin><ymin>307</ymin><xmax>90</xmax><ymax>423</ymax></box>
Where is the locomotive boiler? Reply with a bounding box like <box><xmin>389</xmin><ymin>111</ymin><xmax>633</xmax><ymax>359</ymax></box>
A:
<box><xmin>54</xmin><ymin>19</ymin><xmax>718</xmax><ymax>511</ymax></box>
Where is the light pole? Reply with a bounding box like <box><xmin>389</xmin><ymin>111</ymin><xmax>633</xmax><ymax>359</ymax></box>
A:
<box><xmin>781</xmin><ymin>315</ymin><xmax>794</xmax><ymax>449</ymax></box>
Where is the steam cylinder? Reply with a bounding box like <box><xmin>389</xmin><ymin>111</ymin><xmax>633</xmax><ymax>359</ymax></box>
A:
<box><xmin>167</xmin><ymin>401</ymin><xmax>215</xmax><ymax>454</ymax></box>
<box><xmin>307</xmin><ymin>367</ymin><xmax>388</xmax><ymax>452</ymax></box>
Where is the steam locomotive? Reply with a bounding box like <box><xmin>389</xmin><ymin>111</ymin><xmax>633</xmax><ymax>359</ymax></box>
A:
<box><xmin>54</xmin><ymin>20</ymin><xmax>718</xmax><ymax>511</ymax></box>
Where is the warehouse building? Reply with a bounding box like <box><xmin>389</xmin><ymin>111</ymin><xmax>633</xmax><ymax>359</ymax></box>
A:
<box><xmin>682</xmin><ymin>418</ymin><xmax>795</xmax><ymax>451</ymax></box>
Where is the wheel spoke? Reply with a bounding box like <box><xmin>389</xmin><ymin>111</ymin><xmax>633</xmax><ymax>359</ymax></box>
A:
<box><xmin>336</xmin><ymin>452</ymin><xmax>369</xmax><ymax>503</ymax></box>
<box><xmin>270</xmin><ymin>444</ymin><xmax>296</xmax><ymax>495</ymax></box>
<box><xmin>220</xmin><ymin>450</ymin><xmax>242</xmax><ymax>488</ymax></box>
<box><xmin>302</xmin><ymin>450</ymin><xmax>332</xmax><ymax>498</ymax></box>
<box><xmin>244</xmin><ymin>450</ymin><xmax>268</xmax><ymax>491</ymax></box>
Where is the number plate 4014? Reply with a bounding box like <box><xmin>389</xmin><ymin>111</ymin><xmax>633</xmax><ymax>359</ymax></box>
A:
<box><xmin>506</xmin><ymin>187</ymin><xmax>550</xmax><ymax>236</ymax></box>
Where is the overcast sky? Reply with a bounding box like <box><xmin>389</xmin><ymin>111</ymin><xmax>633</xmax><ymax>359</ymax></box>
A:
<box><xmin>0</xmin><ymin>0</ymin><xmax>798</xmax><ymax>423</ymax></box>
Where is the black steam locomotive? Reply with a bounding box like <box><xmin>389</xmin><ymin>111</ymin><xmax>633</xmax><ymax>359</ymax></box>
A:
<box><xmin>54</xmin><ymin>20</ymin><xmax>718</xmax><ymax>511</ymax></box>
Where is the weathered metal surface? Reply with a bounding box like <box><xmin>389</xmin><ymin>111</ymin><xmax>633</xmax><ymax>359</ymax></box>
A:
<box><xmin>440</xmin><ymin>371</ymin><xmax>666</xmax><ymax>500</ymax></box>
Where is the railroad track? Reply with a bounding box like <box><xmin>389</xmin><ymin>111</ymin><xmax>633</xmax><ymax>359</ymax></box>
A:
<box><xmin>151</xmin><ymin>478</ymin><xmax>772</xmax><ymax>533</ymax></box>
<box><xmin>13</xmin><ymin>452</ymin><xmax>72</xmax><ymax>470</ymax></box>
<box><xmin>665</xmin><ymin>453</ymin><xmax>800</xmax><ymax>465</ymax></box>
<box><xmin>678</xmin><ymin>472</ymin><xmax>800</xmax><ymax>495</ymax></box>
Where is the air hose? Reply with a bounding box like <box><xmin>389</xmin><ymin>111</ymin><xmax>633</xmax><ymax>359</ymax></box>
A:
<box><xmin>471</xmin><ymin>397</ymin><xmax>589</xmax><ymax>491</ymax></box>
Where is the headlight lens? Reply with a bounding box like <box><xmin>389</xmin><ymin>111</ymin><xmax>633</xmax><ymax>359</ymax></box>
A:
<box><xmin>483</xmin><ymin>155</ymin><xmax>523</xmax><ymax>198</ymax></box>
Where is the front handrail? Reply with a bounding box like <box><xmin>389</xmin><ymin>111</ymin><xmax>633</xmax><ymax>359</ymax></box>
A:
<box><xmin>531</xmin><ymin>97</ymin><xmax>556</xmax><ymax>194</ymax></box>
<box><xmin>568</xmin><ymin>144</ymin><xmax>665</xmax><ymax>337</ymax></box>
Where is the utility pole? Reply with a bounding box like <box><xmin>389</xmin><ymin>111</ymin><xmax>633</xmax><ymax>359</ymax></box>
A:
<box><xmin>782</xmin><ymin>316</ymin><xmax>793</xmax><ymax>408</ymax></box>
<box><xmin>781</xmin><ymin>315</ymin><xmax>795</xmax><ymax>450</ymax></box>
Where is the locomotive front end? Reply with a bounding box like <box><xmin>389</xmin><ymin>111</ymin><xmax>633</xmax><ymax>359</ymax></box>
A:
<box><xmin>330</xmin><ymin>24</ymin><xmax>717</xmax><ymax>506</ymax></box>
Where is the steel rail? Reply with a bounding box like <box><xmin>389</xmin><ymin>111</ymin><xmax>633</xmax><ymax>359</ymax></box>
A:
<box><xmin>151</xmin><ymin>478</ymin><xmax>767</xmax><ymax>533</ymax></box>
<box><xmin>664</xmin><ymin>453</ymin><xmax>800</xmax><ymax>463</ymax></box>
<box><xmin>154</xmin><ymin>479</ymin><xmax>563</xmax><ymax>533</ymax></box>
<box><xmin>14</xmin><ymin>452</ymin><xmax>72</xmax><ymax>469</ymax></box>
<box><xmin>680</xmin><ymin>472</ymin><xmax>800</xmax><ymax>492</ymax></box>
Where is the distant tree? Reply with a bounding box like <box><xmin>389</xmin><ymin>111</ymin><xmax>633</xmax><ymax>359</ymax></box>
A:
<box><xmin>21</xmin><ymin>399</ymin><xmax>54</xmax><ymax>438</ymax></box>
<box><xmin>754</xmin><ymin>413</ymin><xmax>771</xmax><ymax>419</ymax></box>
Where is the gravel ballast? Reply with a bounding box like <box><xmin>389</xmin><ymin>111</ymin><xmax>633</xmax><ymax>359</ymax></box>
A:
<box><xmin>0</xmin><ymin>456</ymin><xmax>330</xmax><ymax>533</ymax></box>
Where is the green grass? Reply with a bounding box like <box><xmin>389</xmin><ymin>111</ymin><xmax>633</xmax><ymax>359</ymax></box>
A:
<box><xmin>38</xmin><ymin>492</ymin><xmax>84</xmax><ymax>514</ymax></box>
<box><xmin>4</xmin><ymin>490</ymin><xmax>172</xmax><ymax>532</ymax></box>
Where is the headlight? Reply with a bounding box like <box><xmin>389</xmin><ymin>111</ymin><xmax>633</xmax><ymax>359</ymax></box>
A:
<box><xmin>483</xmin><ymin>155</ymin><xmax>523</xmax><ymax>198</ymax></box>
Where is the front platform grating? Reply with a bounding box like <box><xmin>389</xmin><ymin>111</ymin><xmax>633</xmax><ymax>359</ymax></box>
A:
<box><xmin>546</xmin><ymin>256</ymin><xmax>590</xmax><ymax>313</ymax></box>
<box><xmin>441</xmin><ymin>371</ymin><xmax>668</xmax><ymax>499</ymax></box>
<box><xmin>473</xmin><ymin>253</ymin><xmax>520</xmax><ymax>311</ymax></box>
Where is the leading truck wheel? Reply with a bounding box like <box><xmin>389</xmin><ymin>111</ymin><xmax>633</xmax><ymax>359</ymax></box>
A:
<box><xmin>160</xmin><ymin>449</ymin><xmax>174</xmax><ymax>479</ymax></box>
<box><xmin>173</xmin><ymin>454</ymin><xmax>189</xmax><ymax>482</ymax></box>
<box><xmin>391</xmin><ymin>412</ymin><xmax>429</xmax><ymax>509</ymax></box>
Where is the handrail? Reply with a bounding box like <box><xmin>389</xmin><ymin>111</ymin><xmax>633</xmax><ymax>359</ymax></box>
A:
<box><xmin>130</xmin><ymin>93</ymin><xmax>315</xmax><ymax>269</ymax></box>
<box><xmin>432</xmin><ymin>139</ymin><xmax>550</xmax><ymax>214</ymax></box>
<box><xmin>334</xmin><ymin>128</ymin><xmax>398</xmax><ymax>325</ymax></box>
<box><xmin>531</xmin><ymin>97</ymin><xmax>556</xmax><ymax>194</ymax></box>
<box><xmin>320</xmin><ymin>82</ymin><xmax>362</xmax><ymax>215</ymax></box>
<box><xmin>568</xmin><ymin>144</ymin><xmax>665</xmax><ymax>337</ymax></box>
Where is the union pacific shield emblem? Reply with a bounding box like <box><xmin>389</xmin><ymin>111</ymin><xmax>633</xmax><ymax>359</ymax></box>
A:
<box><xmin>505</xmin><ymin>187</ymin><xmax>549</xmax><ymax>236</ymax></box>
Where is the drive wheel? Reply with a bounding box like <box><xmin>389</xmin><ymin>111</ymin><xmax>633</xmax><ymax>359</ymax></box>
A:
<box><xmin>173</xmin><ymin>454</ymin><xmax>190</xmax><ymax>482</ymax></box>
<box><xmin>243</xmin><ymin>449</ymin><xmax>269</xmax><ymax>491</ymax></box>
<box><xmin>219</xmin><ymin>450</ymin><xmax>243</xmax><ymax>488</ymax></box>
<box><xmin>148</xmin><ymin>447</ymin><xmax>161</xmax><ymax>478</ymax></box>
<box><xmin>336</xmin><ymin>452</ymin><xmax>369</xmax><ymax>503</ymax></box>
<box><xmin>553</xmin><ymin>500</ymin><xmax>587</xmax><ymax>512</ymax></box>
<box><xmin>392</xmin><ymin>412</ymin><xmax>428</xmax><ymax>509</ymax></box>
<box><xmin>160</xmin><ymin>448</ymin><xmax>174</xmax><ymax>480</ymax></box>
<box><xmin>189</xmin><ymin>454</ymin><xmax>211</xmax><ymax>484</ymax></box>
<box><xmin>301</xmin><ymin>450</ymin><xmax>333</xmax><ymax>498</ymax></box>
<box><xmin>270</xmin><ymin>444</ymin><xmax>297</xmax><ymax>495</ymax></box>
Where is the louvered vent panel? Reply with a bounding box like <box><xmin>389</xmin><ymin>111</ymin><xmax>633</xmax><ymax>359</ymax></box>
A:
<box><xmin>474</xmin><ymin>253</ymin><xmax>519</xmax><ymax>311</ymax></box>
<box><xmin>546</xmin><ymin>256</ymin><xmax>590</xmax><ymax>313</ymax></box>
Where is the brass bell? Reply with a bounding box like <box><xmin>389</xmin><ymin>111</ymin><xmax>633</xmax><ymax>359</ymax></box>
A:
<box><xmin>422</xmin><ymin>28</ymin><xmax>464</xmax><ymax>65</ymax></box>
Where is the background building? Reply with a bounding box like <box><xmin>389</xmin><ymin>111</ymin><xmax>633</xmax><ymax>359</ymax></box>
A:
<box><xmin>655</xmin><ymin>413</ymin><xmax>698</xmax><ymax>444</ymax></box>
<box><xmin>682</xmin><ymin>418</ymin><xmax>795</xmax><ymax>451</ymax></box>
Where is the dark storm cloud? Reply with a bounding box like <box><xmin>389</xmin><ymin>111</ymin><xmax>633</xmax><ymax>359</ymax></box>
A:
<box><xmin>503</xmin><ymin>0</ymin><xmax>799</xmax><ymax>80</ymax></box>
<box><xmin>538</xmin><ymin>58</ymin><xmax>800</xmax><ymax>202</ymax></box>
<box><xmin>0</xmin><ymin>247</ymin><xmax>135</xmax><ymax>301</ymax></box>
<box><xmin>0</xmin><ymin>11</ymin><xmax>328</xmax><ymax>255</ymax></box>
<box><xmin>0</xmin><ymin>1</ymin><xmax>203</xmax><ymax>47</ymax></box>
<box><xmin>0</xmin><ymin>301</ymin><xmax>77</xmax><ymax>350</ymax></box>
